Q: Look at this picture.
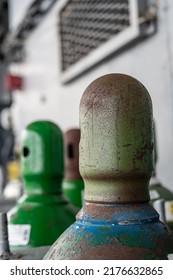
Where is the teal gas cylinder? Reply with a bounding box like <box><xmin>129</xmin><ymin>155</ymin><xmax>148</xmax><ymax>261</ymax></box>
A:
<box><xmin>44</xmin><ymin>74</ymin><xmax>173</xmax><ymax>260</ymax></box>
<box><xmin>62</xmin><ymin>129</ymin><xmax>84</xmax><ymax>208</ymax></box>
<box><xmin>7</xmin><ymin>121</ymin><xmax>76</xmax><ymax>249</ymax></box>
<box><xmin>150</xmin><ymin>123</ymin><xmax>173</xmax><ymax>230</ymax></box>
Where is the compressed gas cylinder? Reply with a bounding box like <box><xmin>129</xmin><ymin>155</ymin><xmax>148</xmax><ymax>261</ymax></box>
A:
<box><xmin>62</xmin><ymin>128</ymin><xmax>84</xmax><ymax>208</ymax></box>
<box><xmin>150</xmin><ymin>123</ymin><xmax>173</xmax><ymax>230</ymax></box>
<box><xmin>44</xmin><ymin>74</ymin><xmax>173</xmax><ymax>260</ymax></box>
<box><xmin>8</xmin><ymin>121</ymin><xmax>76</xmax><ymax>249</ymax></box>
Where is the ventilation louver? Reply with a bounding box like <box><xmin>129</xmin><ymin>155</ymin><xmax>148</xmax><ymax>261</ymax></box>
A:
<box><xmin>58</xmin><ymin>0</ymin><xmax>157</xmax><ymax>83</ymax></box>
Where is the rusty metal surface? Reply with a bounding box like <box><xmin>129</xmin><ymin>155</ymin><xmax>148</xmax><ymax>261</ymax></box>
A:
<box><xmin>64</xmin><ymin>128</ymin><xmax>82</xmax><ymax>180</ymax></box>
<box><xmin>79</xmin><ymin>73</ymin><xmax>153</xmax><ymax>203</ymax></box>
<box><xmin>44</xmin><ymin>202</ymin><xmax>173</xmax><ymax>260</ymax></box>
<box><xmin>44</xmin><ymin>74</ymin><xmax>173</xmax><ymax>260</ymax></box>
<box><xmin>0</xmin><ymin>213</ymin><xmax>10</xmax><ymax>258</ymax></box>
<box><xmin>77</xmin><ymin>201</ymin><xmax>158</xmax><ymax>223</ymax></box>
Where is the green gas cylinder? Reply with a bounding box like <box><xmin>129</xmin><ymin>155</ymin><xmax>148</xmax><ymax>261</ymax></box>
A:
<box><xmin>150</xmin><ymin>123</ymin><xmax>173</xmax><ymax>230</ymax></box>
<box><xmin>44</xmin><ymin>74</ymin><xmax>173</xmax><ymax>260</ymax></box>
<box><xmin>8</xmin><ymin>121</ymin><xmax>76</xmax><ymax>249</ymax></box>
<box><xmin>62</xmin><ymin>128</ymin><xmax>84</xmax><ymax>208</ymax></box>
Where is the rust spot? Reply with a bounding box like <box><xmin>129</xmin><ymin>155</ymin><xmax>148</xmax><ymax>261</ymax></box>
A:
<box><xmin>21</xmin><ymin>205</ymin><xmax>33</xmax><ymax>211</ymax></box>
<box><xmin>122</xmin><ymin>144</ymin><xmax>132</xmax><ymax>147</ymax></box>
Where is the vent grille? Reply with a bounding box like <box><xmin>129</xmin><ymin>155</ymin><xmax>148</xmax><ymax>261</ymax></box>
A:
<box><xmin>60</xmin><ymin>0</ymin><xmax>130</xmax><ymax>72</ymax></box>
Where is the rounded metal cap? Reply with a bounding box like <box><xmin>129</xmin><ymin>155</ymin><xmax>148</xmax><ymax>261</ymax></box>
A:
<box><xmin>20</xmin><ymin>120</ymin><xmax>64</xmax><ymax>194</ymax></box>
<box><xmin>79</xmin><ymin>73</ymin><xmax>154</xmax><ymax>203</ymax></box>
<box><xmin>64</xmin><ymin>128</ymin><xmax>82</xmax><ymax>180</ymax></box>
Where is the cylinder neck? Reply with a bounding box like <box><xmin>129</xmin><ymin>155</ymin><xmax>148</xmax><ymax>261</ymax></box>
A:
<box><xmin>23</xmin><ymin>176</ymin><xmax>63</xmax><ymax>195</ymax></box>
<box><xmin>77</xmin><ymin>202</ymin><xmax>159</xmax><ymax>225</ymax></box>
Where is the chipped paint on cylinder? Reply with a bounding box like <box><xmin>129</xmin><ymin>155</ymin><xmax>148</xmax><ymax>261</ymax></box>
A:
<box><xmin>44</xmin><ymin>74</ymin><xmax>173</xmax><ymax>260</ymax></box>
<box><xmin>79</xmin><ymin>74</ymin><xmax>153</xmax><ymax>203</ymax></box>
<box><xmin>44</xmin><ymin>202</ymin><xmax>173</xmax><ymax>260</ymax></box>
<box><xmin>8</xmin><ymin>121</ymin><xmax>77</xmax><ymax>249</ymax></box>
<box><xmin>63</xmin><ymin>128</ymin><xmax>84</xmax><ymax>208</ymax></box>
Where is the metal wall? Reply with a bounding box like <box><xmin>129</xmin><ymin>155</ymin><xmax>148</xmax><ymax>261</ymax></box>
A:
<box><xmin>8</xmin><ymin>0</ymin><xmax>173</xmax><ymax>191</ymax></box>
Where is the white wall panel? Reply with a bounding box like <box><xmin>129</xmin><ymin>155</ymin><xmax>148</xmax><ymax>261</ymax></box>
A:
<box><xmin>9</xmin><ymin>0</ymin><xmax>173</xmax><ymax>191</ymax></box>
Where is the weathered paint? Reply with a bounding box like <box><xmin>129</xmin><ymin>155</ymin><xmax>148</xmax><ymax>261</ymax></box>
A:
<box><xmin>8</xmin><ymin>121</ymin><xmax>77</xmax><ymax>249</ymax></box>
<box><xmin>79</xmin><ymin>74</ymin><xmax>153</xmax><ymax>203</ymax></box>
<box><xmin>63</xmin><ymin>129</ymin><xmax>84</xmax><ymax>208</ymax></box>
<box><xmin>45</xmin><ymin>202</ymin><xmax>173</xmax><ymax>259</ymax></box>
<box><xmin>44</xmin><ymin>74</ymin><xmax>173</xmax><ymax>260</ymax></box>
